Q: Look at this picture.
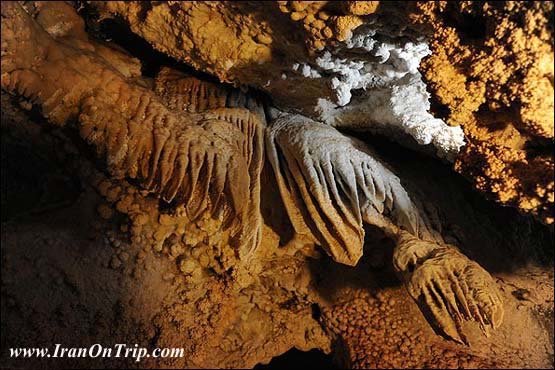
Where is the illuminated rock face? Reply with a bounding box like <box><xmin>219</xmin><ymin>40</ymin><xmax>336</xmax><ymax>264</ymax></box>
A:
<box><xmin>90</xmin><ymin>1</ymin><xmax>553</xmax><ymax>221</ymax></box>
<box><xmin>90</xmin><ymin>1</ymin><xmax>466</xmax><ymax>160</ymax></box>
<box><xmin>0</xmin><ymin>2</ymin><xmax>553</xmax><ymax>369</ymax></box>
<box><xmin>412</xmin><ymin>1</ymin><xmax>555</xmax><ymax>225</ymax></box>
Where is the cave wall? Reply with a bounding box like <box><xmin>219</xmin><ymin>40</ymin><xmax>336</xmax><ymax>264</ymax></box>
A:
<box><xmin>1</xmin><ymin>1</ymin><xmax>553</xmax><ymax>369</ymax></box>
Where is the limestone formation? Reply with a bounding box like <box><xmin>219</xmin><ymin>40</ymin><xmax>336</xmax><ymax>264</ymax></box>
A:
<box><xmin>89</xmin><ymin>0</ymin><xmax>554</xmax><ymax>223</ymax></box>
<box><xmin>266</xmin><ymin>112</ymin><xmax>435</xmax><ymax>265</ymax></box>
<box><xmin>266</xmin><ymin>112</ymin><xmax>504</xmax><ymax>343</ymax></box>
<box><xmin>90</xmin><ymin>1</ymin><xmax>466</xmax><ymax>160</ymax></box>
<box><xmin>410</xmin><ymin>1</ymin><xmax>554</xmax><ymax>224</ymax></box>
<box><xmin>1</xmin><ymin>1</ymin><xmax>553</xmax><ymax>369</ymax></box>
<box><xmin>393</xmin><ymin>231</ymin><xmax>504</xmax><ymax>344</ymax></box>
<box><xmin>1</xmin><ymin>1</ymin><xmax>264</xmax><ymax>256</ymax></box>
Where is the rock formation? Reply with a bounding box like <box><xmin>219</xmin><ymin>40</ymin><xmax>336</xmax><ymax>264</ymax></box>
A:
<box><xmin>90</xmin><ymin>0</ymin><xmax>554</xmax><ymax>222</ymax></box>
<box><xmin>412</xmin><ymin>1</ymin><xmax>554</xmax><ymax>225</ymax></box>
<box><xmin>1</xmin><ymin>1</ymin><xmax>553</xmax><ymax>369</ymax></box>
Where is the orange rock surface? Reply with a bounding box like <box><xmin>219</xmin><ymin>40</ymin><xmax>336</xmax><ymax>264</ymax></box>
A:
<box><xmin>411</xmin><ymin>1</ymin><xmax>554</xmax><ymax>224</ymax></box>
<box><xmin>1</xmin><ymin>2</ymin><xmax>553</xmax><ymax>369</ymax></box>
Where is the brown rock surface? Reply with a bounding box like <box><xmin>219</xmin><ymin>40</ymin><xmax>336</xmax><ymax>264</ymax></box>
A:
<box><xmin>88</xmin><ymin>1</ymin><xmax>554</xmax><ymax>224</ymax></box>
<box><xmin>1</xmin><ymin>1</ymin><xmax>553</xmax><ymax>369</ymax></box>
<box><xmin>411</xmin><ymin>1</ymin><xmax>554</xmax><ymax>225</ymax></box>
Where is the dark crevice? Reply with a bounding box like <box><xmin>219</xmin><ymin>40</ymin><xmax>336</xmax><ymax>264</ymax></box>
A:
<box><xmin>344</xmin><ymin>128</ymin><xmax>554</xmax><ymax>271</ymax></box>
<box><xmin>311</xmin><ymin>303</ymin><xmax>322</xmax><ymax>320</ymax></box>
<box><xmin>85</xmin><ymin>15</ymin><xmax>205</xmax><ymax>80</ymax></box>
<box><xmin>442</xmin><ymin>4</ymin><xmax>488</xmax><ymax>44</ymax></box>
<box><xmin>79</xmin><ymin>5</ymin><xmax>274</xmax><ymax>112</ymax></box>
<box><xmin>524</xmin><ymin>139</ymin><xmax>555</xmax><ymax>159</ymax></box>
<box><xmin>1</xmin><ymin>96</ymin><xmax>83</xmax><ymax>222</ymax></box>
<box><xmin>254</xmin><ymin>348</ymin><xmax>338</xmax><ymax>370</ymax></box>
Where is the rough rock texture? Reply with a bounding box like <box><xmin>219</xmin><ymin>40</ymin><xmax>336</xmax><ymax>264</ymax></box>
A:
<box><xmin>89</xmin><ymin>0</ymin><xmax>554</xmax><ymax>223</ymax></box>
<box><xmin>1</xmin><ymin>1</ymin><xmax>264</xmax><ymax>257</ymax></box>
<box><xmin>412</xmin><ymin>1</ymin><xmax>554</xmax><ymax>225</ymax></box>
<box><xmin>2</xmin><ymin>90</ymin><xmax>553</xmax><ymax>368</ymax></box>
<box><xmin>90</xmin><ymin>1</ymin><xmax>466</xmax><ymax>160</ymax></box>
<box><xmin>266</xmin><ymin>112</ymin><xmax>436</xmax><ymax>265</ymax></box>
<box><xmin>1</xmin><ymin>1</ymin><xmax>554</xmax><ymax>369</ymax></box>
